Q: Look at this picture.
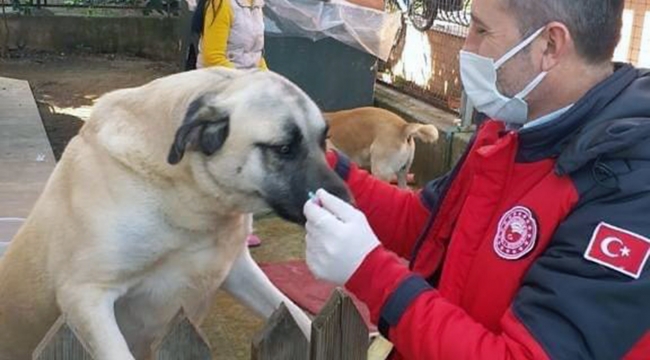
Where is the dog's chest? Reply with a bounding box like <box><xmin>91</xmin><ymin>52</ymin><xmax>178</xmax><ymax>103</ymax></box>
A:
<box><xmin>122</xmin><ymin>222</ymin><xmax>245</xmax><ymax>300</ymax></box>
<box><xmin>113</xmin><ymin>218</ymin><xmax>247</xmax><ymax>352</ymax></box>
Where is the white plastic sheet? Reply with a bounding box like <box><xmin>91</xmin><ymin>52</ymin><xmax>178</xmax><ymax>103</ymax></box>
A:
<box><xmin>263</xmin><ymin>0</ymin><xmax>402</xmax><ymax>61</ymax></box>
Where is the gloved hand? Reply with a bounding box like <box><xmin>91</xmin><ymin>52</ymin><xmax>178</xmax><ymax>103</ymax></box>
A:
<box><xmin>303</xmin><ymin>189</ymin><xmax>381</xmax><ymax>285</ymax></box>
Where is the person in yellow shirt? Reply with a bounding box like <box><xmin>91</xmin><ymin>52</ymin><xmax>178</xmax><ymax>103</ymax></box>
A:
<box><xmin>191</xmin><ymin>0</ymin><xmax>267</xmax><ymax>70</ymax></box>
<box><xmin>187</xmin><ymin>0</ymin><xmax>268</xmax><ymax>247</ymax></box>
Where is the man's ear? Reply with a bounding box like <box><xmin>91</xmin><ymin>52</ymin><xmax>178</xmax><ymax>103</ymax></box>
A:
<box><xmin>167</xmin><ymin>94</ymin><xmax>230</xmax><ymax>165</ymax></box>
<box><xmin>541</xmin><ymin>21</ymin><xmax>571</xmax><ymax>71</ymax></box>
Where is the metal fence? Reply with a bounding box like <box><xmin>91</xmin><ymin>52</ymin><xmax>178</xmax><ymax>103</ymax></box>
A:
<box><xmin>615</xmin><ymin>0</ymin><xmax>650</xmax><ymax>68</ymax></box>
<box><xmin>434</xmin><ymin>0</ymin><xmax>470</xmax><ymax>26</ymax></box>
<box><xmin>377</xmin><ymin>1</ymin><xmax>470</xmax><ymax>114</ymax></box>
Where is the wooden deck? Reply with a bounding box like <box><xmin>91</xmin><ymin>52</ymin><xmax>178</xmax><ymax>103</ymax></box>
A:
<box><xmin>0</xmin><ymin>76</ymin><xmax>55</xmax><ymax>244</ymax></box>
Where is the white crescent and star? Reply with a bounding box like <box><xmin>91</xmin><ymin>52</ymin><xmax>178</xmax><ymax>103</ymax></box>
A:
<box><xmin>600</xmin><ymin>237</ymin><xmax>631</xmax><ymax>258</ymax></box>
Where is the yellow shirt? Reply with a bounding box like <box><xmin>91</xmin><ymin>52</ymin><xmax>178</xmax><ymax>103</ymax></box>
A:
<box><xmin>200</xmin><ymin>0</ymin><xmax>267</xmax><ymax>70</ymax></box>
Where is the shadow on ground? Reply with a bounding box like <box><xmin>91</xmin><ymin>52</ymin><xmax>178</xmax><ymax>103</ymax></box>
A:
<box><xmin>36</xmin><ymin>101</ymin><xmax>84</xmax><ymax>160</ymax></box>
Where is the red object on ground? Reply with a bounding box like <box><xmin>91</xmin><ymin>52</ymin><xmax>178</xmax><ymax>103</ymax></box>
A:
<box><xmin>259</xmin><ymin>260</ymin><xmax>377</xmax><ymax>332</ymax></box>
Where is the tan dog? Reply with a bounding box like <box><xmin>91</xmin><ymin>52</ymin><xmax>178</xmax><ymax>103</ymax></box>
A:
<box><xmin>324</xmin><ymin>107</ymin><xmax>439</xmax><ymax>188</ymax></box>
<box><xmin>0</xmin><ymin>68</ymin><xmax>350</xmax><ymax>360</ymax></box>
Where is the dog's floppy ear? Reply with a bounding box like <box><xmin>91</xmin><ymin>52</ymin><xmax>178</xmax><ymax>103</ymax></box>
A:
<box><xmin>167</xmin><ymin>95</ymin><xmax>230</xmax><ymax>165</ymax></box>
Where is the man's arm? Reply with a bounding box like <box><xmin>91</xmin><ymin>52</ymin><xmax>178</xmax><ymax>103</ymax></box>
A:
<box><xmin>344</xmin><ymin>179</ymin><xmax>650</xmax><ymax>359</ymax></box>
<box><xmin>327</xmin><ymin>150</ymin><xmax>447</xmax><ymax>259</ymax></box>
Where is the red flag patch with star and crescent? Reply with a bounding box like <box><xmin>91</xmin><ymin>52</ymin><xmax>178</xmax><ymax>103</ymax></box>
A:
<box><xmin>584</xmin><ymin>222</ymin><xmax>650</xmax><ymax>279</ymax></box>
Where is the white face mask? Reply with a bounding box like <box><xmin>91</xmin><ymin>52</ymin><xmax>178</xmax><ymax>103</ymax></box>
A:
<box><xmin>460</xmin><ymin>27</ymin><xmax>547</xmax><ymax>124</ymax></box>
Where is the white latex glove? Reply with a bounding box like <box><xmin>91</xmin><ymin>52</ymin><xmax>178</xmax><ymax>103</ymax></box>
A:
<box><xmin>303</xmin><ymin>188</ymin><xmax>381</xmax><ymax>285</ymax></box>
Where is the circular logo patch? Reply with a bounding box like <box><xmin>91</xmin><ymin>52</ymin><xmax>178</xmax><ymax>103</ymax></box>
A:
<box><xmin>493</xmin><ymin>206</ymin><xmax>538</xmax><ymax>260</ymax></box>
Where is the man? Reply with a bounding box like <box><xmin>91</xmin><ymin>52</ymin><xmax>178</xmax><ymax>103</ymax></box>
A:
<box><xmin>303</xmin><ymin>0</ymin><xmax>650</xmax><ymax>358</ymax></box>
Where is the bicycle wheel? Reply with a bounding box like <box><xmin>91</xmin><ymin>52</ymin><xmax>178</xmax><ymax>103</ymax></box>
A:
<box><xmin>408</xmin><ymin>0</ymin><xmax>438</xmax><ymax>31</ymax></box>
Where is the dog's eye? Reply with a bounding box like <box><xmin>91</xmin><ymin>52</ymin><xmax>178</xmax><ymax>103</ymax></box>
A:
<box><xmin>271</xmin><ymin>144</ymin><xmax>294</xmax><ymax>157</ymax></box>
<box><xmin>278</xmin><ymin>145</ymin><xmax>291</xmax><ymax>155</ymax></box>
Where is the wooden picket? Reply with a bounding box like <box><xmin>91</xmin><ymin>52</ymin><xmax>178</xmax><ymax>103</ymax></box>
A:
<box><xmin>32</xmin><ymin>316</ymin><xmax>93</xmax><ymax>360</ymax></box>
<box><xmin>152</xmin><ymin>309</ymin><xmax>212</xmax><ymax>360</ymax></box>
<box><xmin>251</xmin><ymin>303</ymin><xmax>309</xmax><ymax>360</ymax></box>
<box><xmin>310</xmin><ymin>288</ymin><xmax>368</xmax><ymax>360</ymax></box>
<box><xmin>252</xmin><ymin>288</ymin><xmax>377</xmax><ymax>360</ymax></box>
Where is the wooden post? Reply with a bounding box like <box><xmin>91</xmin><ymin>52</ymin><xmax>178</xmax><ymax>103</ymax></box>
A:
<box><xmin>310</xmin><ymin>288</ymin><xmax>369</xmax><ymax>360</ymax></box>
<box><xmin>367</xmin><ymin>336</ymin><xmax>394</xmax><ymax>360</ymax></box>
<box><xmin>32</xmin><ymin>316</ymin><xmax>94</xmax><ymax>360</ymax></box>
<box><xmin>459</xmin><ymin>91</ymin><xmax>475</xmax><ymax>127</ymax></box>
<box><xmin>251</xmin><ymin>303</ymin><xmax>309</xmax><ymax>360</ymax></box>
<box><xmin>152</xmin><ymin>308</ymin><xmax>212</xmax><ymax>360</ymax></box>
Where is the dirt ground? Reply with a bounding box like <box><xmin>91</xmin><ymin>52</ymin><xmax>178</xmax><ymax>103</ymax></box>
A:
<box><xmin>0</xmin><ymin>52</ymin><xmax>308</xmax><ymax>359</ymax></box>
<box><xmin>1</xmin><ymin>52</ymin><xmax>179</xmax><ymax>159</ymax></box>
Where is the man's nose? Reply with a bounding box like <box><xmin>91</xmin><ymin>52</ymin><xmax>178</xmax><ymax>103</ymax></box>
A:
<box><xmin>462</xmin><ymin>34</ymin><xmax>479</xmax><ymax>53</ymax></box>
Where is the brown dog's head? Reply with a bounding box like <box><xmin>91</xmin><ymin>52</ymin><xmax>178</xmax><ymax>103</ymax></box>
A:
<box><xmin>166</xmin><ymin>69</ymin><xmax>351</xmax><ymax>224</ymax></box>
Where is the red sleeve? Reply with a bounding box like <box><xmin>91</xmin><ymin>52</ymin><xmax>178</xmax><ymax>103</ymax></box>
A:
<box><xmin>326</xmin><ymin>150</ymin><xmax>432</xmax><ymax>259</ymax></box>
<box><xmin>345</xmin><ymin>247</ymin><xmax>550</xmax><ymax>360</ymax></box>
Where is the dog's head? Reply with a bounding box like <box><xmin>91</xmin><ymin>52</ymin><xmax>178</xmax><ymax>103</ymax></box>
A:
<box><xmin>166</xmin><ymin>69</ymin><xmax>350</xmax><ymax>224</ymax></box>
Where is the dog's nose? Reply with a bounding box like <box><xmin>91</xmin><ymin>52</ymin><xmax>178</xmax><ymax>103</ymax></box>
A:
<box><xmin>320</xmin><ymin>163</ymin><xmax>354</xmax><ymax>205</ymax></box>
<box><xmin>325</xmin><ymin>182</ymin><xmax>354</xmax><ymax>206</ymax></box>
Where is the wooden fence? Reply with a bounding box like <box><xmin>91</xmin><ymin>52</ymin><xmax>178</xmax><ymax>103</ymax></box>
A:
<box><xmin>33</xmin><ymin>288</ymin><xmax>393</xmax><ymax>360</ymax></box>
<box><xmin>32</xmin><ymin>309</ymin><xmax>212</xmax><ymax>360</ymax></box>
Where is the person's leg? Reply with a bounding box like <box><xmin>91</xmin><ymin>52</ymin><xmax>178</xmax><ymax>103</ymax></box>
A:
<box><xmin>246</xmin><ymin>214</ymin><xmax>262</xmax><ymax>247</ymax></box>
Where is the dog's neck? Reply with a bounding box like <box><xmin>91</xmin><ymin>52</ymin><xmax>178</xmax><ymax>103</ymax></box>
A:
<box><xmin>158</xmin><ymin>183</ymin><xmax>245</xmax><ymax>233</ymax></box>
<box><xmin>157</xmin><ymin>162</ymin><xmax>261</xmax><ymax>234</ymax></box>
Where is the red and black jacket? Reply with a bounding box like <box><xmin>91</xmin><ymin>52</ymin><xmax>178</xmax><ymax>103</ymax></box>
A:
<box><xmin>328</xmin><ymin>64</ymin><xmax>650</xmax><ymax>359</ymax></box>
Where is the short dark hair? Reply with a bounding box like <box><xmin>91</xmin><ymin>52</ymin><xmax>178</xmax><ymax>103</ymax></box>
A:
<box><xmin>506</xmin><ymin>0</ymin><xmax>625</xmax><ymax>64</ymax></box>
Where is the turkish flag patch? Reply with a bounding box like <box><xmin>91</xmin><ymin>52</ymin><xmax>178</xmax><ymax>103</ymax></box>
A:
<box><xmin>584</xmin><ymin>222</ymin><xmax>650</xmax><ymax>279</ymax></box>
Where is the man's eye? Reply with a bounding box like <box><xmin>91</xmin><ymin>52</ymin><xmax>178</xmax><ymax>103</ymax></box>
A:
<box><xmin>470</xmin><ymin>22</ymin><xmax>487</xmax><ymax>35</ymax></box>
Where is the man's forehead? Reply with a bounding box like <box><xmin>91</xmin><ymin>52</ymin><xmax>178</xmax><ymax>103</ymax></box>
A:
<box><xmin>472</xmin><ymin>0</ymin><xmax>511</xmax><ymax>23</ymax></box>
<box><xmin>472</xmin><ymin>0</ymin><xmax>524</xmax><ymax>38</ymax></box>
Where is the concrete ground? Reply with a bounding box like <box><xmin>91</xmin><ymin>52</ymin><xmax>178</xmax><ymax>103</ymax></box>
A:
<box><xmin>0</xmin><ymin>53</ymin><xmax>307</xmax><ymax>359</ymax></box>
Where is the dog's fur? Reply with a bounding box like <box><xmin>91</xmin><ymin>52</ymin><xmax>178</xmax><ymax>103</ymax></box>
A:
<box><xmin>0</xmin><ymin>68</ymin><xmax>350</xmax><ymax>360</ymax></box>
<box><xmin>324</xmin><ymin>107</ymin><xmax>439</xmax><ymax>188</ymax></box>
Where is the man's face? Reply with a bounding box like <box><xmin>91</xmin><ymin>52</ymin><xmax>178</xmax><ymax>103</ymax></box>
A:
<box><xmin>463</xmin><ymin>0</ymin><xmax>541</xmax><ymax>98</ymax></box>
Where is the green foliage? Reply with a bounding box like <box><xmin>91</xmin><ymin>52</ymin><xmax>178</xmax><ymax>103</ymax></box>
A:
<box><xmin>10</xmin><ymin>0</ymin><xmax>181</xmax><ymax>16</ymax></box>
<box><xmin>12</xmin><ymin>0</ymin><xmax>34</xmax><ymax>14</ymax></box>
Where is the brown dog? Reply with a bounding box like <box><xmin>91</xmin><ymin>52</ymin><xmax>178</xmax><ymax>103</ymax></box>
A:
<box><xmin>324</xmin><ymin>107</ymin><xmax>439</xmax><ymax>188</ymax></box>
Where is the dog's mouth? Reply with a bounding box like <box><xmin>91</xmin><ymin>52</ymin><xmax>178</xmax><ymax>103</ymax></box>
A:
<box><xmin>263</xmin><ymin>189</ymin><xmax>310</xmax><ymax>224</ymax></box>
<box><xmin>270</xmin><ymin>203</ymin><xmax>307</xmax><ymax>225</ymax></box>
<box><xmin>256</xmin><ymin>155</ymin><xmax>352</xmax><ymax>225</ymax></box>
<box><xmin>265</xmin><ymin>186</ymin><xmax>351</xmax><ymax>226</ymax></box>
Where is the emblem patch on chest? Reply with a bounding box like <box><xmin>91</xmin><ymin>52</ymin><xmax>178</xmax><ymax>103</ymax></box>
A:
<box><xmin>494</xmin><ymin>206</ymin><xmax>538</xmax><ymax>260</ymax></box>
